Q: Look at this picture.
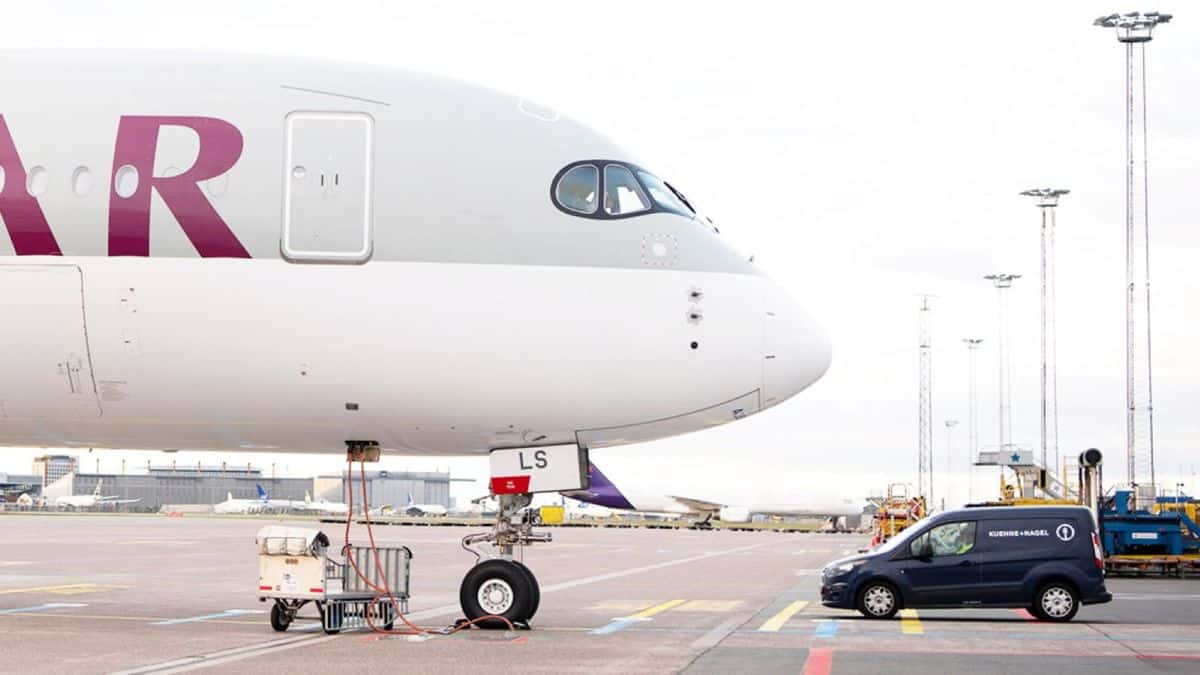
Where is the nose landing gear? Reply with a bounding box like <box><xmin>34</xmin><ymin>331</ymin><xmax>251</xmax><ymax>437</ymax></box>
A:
<box><xmin>459</xmin><ymin>492</ymin><xmax>549</xmax><ymax>629</ymax></box>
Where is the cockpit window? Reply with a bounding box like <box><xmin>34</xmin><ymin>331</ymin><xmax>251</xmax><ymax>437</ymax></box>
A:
<box><xmin>555</xmin><ymin>164</ymin><xmax>599</xmax><ymax>214</ymax></box>
<box><xmin>551</xmin><ymin>160</ymin><xmax>702</xmax><ymax>222</ymax></box>
<box><xmin>603</xmin><ymin>165</ymin><xmax>650</xmax><ymax>215</ymax></box>
<box><xmin>637</xmin><ymin>170</ymin><xmax>693</xmax><ymax>216</ymax></box>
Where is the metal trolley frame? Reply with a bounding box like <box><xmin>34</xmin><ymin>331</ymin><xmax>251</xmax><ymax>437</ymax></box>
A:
<box><xmin>257</xmin><ymin>528</ymin><xmax>412</xmax><ymax>635</ymax></box>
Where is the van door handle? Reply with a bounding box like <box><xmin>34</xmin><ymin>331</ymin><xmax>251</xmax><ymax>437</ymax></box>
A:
<box><xmin>957</xmin><ymin>560</ymin><xmax>974</xmax><ymax>567</ymax></box>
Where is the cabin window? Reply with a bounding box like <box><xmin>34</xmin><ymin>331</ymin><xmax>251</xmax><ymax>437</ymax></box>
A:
<box><xmin>555</xmin><ymin>164</ymin><xmax>599</xmax><ymax>214</ymax></box>
<box><xmin>603</xmin><ymin>164</ymin><xmax>650</xmax><ymax>215</ymax></box>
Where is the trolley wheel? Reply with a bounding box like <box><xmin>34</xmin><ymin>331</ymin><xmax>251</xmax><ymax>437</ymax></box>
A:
<box><xmin>459</xmin><ymin>559</ymin><xmax>533</xmax><ymax>629</ymax></box>
<box><xmin>269</xmin><ymin>601</ymin><xmax>291</xmax><ymax>632</ymax></box>
<box><xmin>317</xmin><ymin>602</ymin><xmax>342</xmax><ymax>635</ymax></box>
<box><xmin>511</xmin><ymin>560</ymin><xmax>540</xmax><ymax>621</ymax></box>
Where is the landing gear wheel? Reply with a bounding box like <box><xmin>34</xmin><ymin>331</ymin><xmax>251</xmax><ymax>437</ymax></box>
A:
<box><xmin>269</xmin><ymin>602</ymin><xmax>292</xmax><ymax>632</ymax></box>
<box><xmin>856</xmin><ymin>581</ymin><xmax>899</xmax><ymax>619</ymax></box>
<box><xmin>1031</xmin><ymin>582</ymin><xmax>1079</xmax><ymax>622</ymax></box>
<box><xmin>511</xmin><ymin>560</ymin><xmax>540</xmax><ymax>621</ymax></box>
<box><xmin>459</xmin><ymin>559</ymin><xmax>532</xmax><ymax>629</ymax></box>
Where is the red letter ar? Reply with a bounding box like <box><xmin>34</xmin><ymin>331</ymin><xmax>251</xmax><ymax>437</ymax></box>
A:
<box><xmin>0</xmin><ymin>116</ymin><xmax>61</xmax><ymax>255</ymax></box>
<box><xmin>108</xmin><ymin>116</ymin><xmax>250</xmax><ymax>258</ymax></box>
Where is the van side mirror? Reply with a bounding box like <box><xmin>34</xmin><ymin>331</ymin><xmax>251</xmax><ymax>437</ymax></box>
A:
<box><xmin>909</xmin><ymin>538</ymin><xmax>932</xmax><ymax>560</ymax></box>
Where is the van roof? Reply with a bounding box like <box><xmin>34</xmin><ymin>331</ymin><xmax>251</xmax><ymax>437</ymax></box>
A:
<box><xmin>931</xmin><ymin>504</ymin><xmax>1090</xmax><ymax>522</ymax></box>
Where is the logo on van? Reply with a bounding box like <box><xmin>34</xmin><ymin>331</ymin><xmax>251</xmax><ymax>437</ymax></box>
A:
<box><xmin>1055</xmin><ymin>523</ymin><xmax>1076</xmax><ymax>542</ymax></box>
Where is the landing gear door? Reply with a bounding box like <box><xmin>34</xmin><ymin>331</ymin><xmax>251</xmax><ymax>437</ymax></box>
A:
<box><xmin>0</xmin><ymin>265</ymin><xmax>100</xmax><ymax>419</ymax></box>
<box><xmin>489</xmin><ymin>445</ymin><xmax>589</xmax><ymax>495</ymax></box>
<box><xmin>281</xmin><ymin>111</ymin><xmax>374</xmax><ymax>263</ymax></box>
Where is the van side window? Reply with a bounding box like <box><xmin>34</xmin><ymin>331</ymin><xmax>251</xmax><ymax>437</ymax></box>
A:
<box><xmin>912</xmin><ymin>522</ymin><xmax>976</xmax><ymax>557</ymax></box>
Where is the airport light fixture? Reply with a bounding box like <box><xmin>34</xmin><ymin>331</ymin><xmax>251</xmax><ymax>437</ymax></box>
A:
<box><xmin>944</xmin><ymin>419</ymin><xmax>959</xmax><ymax>510</ymax></box>
<box><xmin>984</xmin><ymin>274</ymin><xmax>1020</xmax><ymax>460</ymax></box>
<box><xmin>962</xmin><ymin>338</ymin><xmax>984</xmax><ymax>502</ymax></box>
<box><xmin>1021</xmin><ymin>188</ymin><xmax>1068</xmax><ymax>475</ymax></box>
<box><xmin>1095</xmin><ymin>11</ymin><xmax>1171</xmax><ymax>497</ymax></box>
<box><xmin>1094</xmin><ymin>12</ymin><xmax>1171</xmax><ymax>42</ymax></box>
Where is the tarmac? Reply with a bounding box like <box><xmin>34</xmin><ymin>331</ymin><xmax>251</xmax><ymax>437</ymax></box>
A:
<box><xmin>1</xmin><ymin>514</ymin><xmax>1199</xmax><ymax>674</ymax></box>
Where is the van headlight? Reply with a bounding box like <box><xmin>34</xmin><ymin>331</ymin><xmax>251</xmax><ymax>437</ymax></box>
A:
<box><xmin>827</xmin><ymin>560</ymin><xmax>866</xmax><ymax>576</ymax></box>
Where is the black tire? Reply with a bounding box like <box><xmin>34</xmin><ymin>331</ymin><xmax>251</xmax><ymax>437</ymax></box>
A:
<box><xmin>856</xmin><ymin>581</ymin><xmax>900</xmax><ymax>619</ymax></box>
<box><xmin>269</xmin><ymin>602</ymin><xmax>291</xmax><ymax>632</ymax></box>
<box><xmin>459</xmin><ymin>559</ymin><xmax>533</xmax><ymax>629</ymax></box>
<box><xmin>511</xmin><ymin>560</ymin><xmax>540</xmax><ymax>621</ymax></box>
<box><xmin>1031</xmin><ymin>582</ymin><xmax>1079</xmax><ymax>622</ymax></box>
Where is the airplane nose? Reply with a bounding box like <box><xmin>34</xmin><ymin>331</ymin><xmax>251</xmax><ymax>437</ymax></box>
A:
<box><xmin>762</xmin><ymin>283</ymin><xmax>831</xmax><ymax>409</ymax></box>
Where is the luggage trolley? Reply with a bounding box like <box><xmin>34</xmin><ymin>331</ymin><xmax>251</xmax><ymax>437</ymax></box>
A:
<box><xmin>255</xmin><ymin>526</ymin><xmax>412</xmax><ymax>634</ymax></box>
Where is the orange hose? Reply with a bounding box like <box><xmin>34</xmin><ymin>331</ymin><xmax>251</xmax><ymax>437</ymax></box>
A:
<box><xmin>339</xmin><ymin>454</ymin><xmax>515</xmax><ymax>635</ymax></box>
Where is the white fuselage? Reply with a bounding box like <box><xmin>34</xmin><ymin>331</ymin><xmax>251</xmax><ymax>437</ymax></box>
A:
<box><xmin>0</xmin><ymin>50</ymin><xmax>830</xmax><ymax>458</ymax></box>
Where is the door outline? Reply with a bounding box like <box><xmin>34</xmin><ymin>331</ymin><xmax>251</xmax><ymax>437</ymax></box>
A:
<box><xmin>281</xmin><ymin>111</ymin><xmax>375</xmax><ymax>263</ymax></box>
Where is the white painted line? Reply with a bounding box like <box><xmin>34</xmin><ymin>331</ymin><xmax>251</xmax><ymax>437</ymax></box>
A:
<box><xmin>152</xmin><ymin>609</ymin><xmax>265</xmax><ymax>626</ymax></box>
<box><xmin>0</xmin><ymin>602</ymin><xmax>86</xmax><ymax>615</ymax></box>
<box><xmin>110</xmin><ymin>634</ymin><xmax>338</xmax><ymax>675</ymax></box>
<box><xmin>407</xmin><ymin>538</ymin><xmax>785</xmax><ymax>623</ymax></box>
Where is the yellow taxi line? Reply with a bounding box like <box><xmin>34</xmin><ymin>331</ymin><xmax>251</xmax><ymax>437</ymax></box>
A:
<box><xmin>757</xmin><ymin>600</ymin><xmax>809</xmax><ymax>631</ymax></box>
<box><xmin>899</xmin><ymin>608</ymin><xmax>923</xmax><ymax>634</ymax></box>
<box><xmin>629</xmin><ymin>598</ymin><xmax>687</xmax><ymax>619</ymax></box>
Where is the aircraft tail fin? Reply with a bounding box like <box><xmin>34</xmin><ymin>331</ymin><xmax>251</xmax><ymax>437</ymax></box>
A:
<box><xmin>227</xmin><ymin>492</ymin><xmax>233</xmax><ymax>502</ymax></box>
<box><xmin>256</xmin><ymin>484</ymin><xmax>268</xmax><ymax>501</ymax></box>
<box><xmin>563</xmin><ymin>461</ymin><xmax>634</xmax><ymax>511</ymax></box>
<box><xmin>406</xmin><ymin>492</ymin><xmax>415</xmax><ymax>507</ymax></box>
<box><xmin>93</xmin><ymin>479</ymin><xmax>103</xmax><ymax>497</ymax></box>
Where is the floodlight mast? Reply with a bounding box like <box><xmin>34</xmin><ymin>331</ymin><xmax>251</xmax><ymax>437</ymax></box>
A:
<box><xmin>917</xmin><ymin>295</ymin><xmax>935</xmax><ymax>510</ymax></box>
<box><xmin>1020</xmin><ymin>188</ymin><xmax>1069</xmax><ymax>476</ymax></box>
<box><xmin>962</xmin><ymin>338</ymin><xmax>984</xmax><ymax>502</ymax></box>
<box><xmin>1095</xmin><ymin>11</ymin><xmax>1170</xmax><ymax>497</ymax></box>
<box><xmin>984</xmin><ymin>274</ymin><xmax>1020</xmax><ymax>459</ymax></box>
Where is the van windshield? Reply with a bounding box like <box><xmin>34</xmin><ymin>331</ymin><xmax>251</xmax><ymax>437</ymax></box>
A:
<box><xmin>873</xmin><ymin>522</ymin><xmax>927</xmax><ymax>554</ymax></box>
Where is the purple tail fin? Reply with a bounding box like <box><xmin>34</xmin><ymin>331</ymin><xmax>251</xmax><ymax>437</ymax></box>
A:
<box><xmin>563</xmin><ymin>462</ymin><xmax>634</xmax><ymax>511</ymax></box>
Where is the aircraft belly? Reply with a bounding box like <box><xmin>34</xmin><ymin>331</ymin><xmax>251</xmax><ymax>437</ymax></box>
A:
<box><xmin>0</xmin><ymin>258</ymin><xmax>764</xmax><ymax>454</ymax></box>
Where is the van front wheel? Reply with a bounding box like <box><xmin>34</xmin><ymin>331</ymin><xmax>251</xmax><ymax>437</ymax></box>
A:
<box><xmin>857</xmin><ymin>581</ymin><xmax>899</xmax><ymax>619</ymax></box>
<box><xmin>1032</xmin><ymin>582</ymin><xmax>1079</xmax><ymax>622</ymax></box>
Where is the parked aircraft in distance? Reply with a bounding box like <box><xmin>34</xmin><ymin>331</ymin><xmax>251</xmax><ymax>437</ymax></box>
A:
<box><xmin>564</xmin><ymin>462</ymin><xmax>865</xmax><ymax>528</ymax></box>
<box><xmin>404</xmin><ymin>493</ymin><xmax>448</xmax><ymax>517</ymax></box>
<box><xmin>216</xmin><ymin>480</ymin><xmax>274</xmax><ymax>511</ymax></box>
<box><xmin>55</xmin><ymin>479</ymin><xmax>141</xmax><ymax>509</ymax></box>
<box><xmin>0</xmin><ymin>49</ymin><xmax>831</xmax><ymax>627</ymax></box>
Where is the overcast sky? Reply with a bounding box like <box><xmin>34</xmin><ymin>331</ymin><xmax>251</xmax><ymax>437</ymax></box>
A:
<box><xmin>3</xmin><ymin>1</ymin><xmax>1198</xmax><ymax>508</ymax></box>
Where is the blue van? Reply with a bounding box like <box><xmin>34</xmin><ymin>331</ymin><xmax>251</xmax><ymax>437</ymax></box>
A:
<box><xmin>820</xmin><ymin>506</ymin><xmax>1111</xmax><ymax>622</ymax></box>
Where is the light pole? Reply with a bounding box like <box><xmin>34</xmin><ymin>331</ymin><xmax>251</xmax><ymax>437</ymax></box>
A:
<box><xmin>962</xmin><ymin>338</ymin><xmax>984</xmax><ymax>502</ymax></box>
<box><xmin>917</xmin><ymin>295</ymin><xmax>935</xmax><ymax>509</ymax></box>
<box><xmin>944</xmin><ymin>419</ymin><xmax>958</xmax><ymax>510</ymax></box>
<box><xmin>984</xmin><ymin>274</ymin><xmax>1021</xmax><ymax>456</ymax></box>
<box><xmin>1095</xmin><ymin>11</ymin><xmax>1171</xmax><ymax>497</ymax></box>
<box><xmin>1021</xmin><ymin>188</ymin><xmax>1068</xmax><ymax>475</ymax></box>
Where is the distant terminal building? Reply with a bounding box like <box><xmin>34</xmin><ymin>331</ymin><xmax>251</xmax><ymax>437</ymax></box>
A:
<box><xmin>33</xmin><ymin>455</ymin><xmax>77</xmax><ymax>487</ymax></box>
<box><xmin>315</xmin><ymin>470</ymin><xmax>453</xmax><ymax>510</ymax></box>
<box><xmin>0</xmin><ymin>473</ymin><xmax>42</xmax><ymax>504</ymax></box>
<box><xmin>43</xmin><ymin>466</ymin><xmax>312</xmax><ymax>511</ymax></box>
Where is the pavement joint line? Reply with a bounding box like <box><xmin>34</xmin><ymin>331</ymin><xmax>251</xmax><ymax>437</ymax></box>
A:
<box><xmin>757</xmin><ymin>600</ymin><xmax>809</xmax><ymax>631</ymax></box>
<box><xmin>689</xmin><ymin>614</ymin><xmax>748</xmax><ymax>651</ymax></box>
<box><xmin>899</xmin><ymin>609</ymin><xmax>923</xmax><ymax>635</ymax></box>
<box><xmin>108</xmin><ymin>634</ymin><xmax>338</xmax><ymax>675</ymax></box>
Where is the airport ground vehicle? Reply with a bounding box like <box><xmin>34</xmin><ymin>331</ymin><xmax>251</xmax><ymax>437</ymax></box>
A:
<box><xmin>820</xmin><ymin>506</ymin><xmax>1111</xmax><ymax>622</ymax></box>
<box><xmin>256</xmin><ymin>526</ymin><xmax>410</xmax><ymax>634</ymax></box>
